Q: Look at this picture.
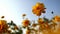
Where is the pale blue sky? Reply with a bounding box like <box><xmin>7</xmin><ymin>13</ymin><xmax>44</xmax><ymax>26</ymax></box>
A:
<box><xmin>0</xmin><ymin>0</ymin><xmax>60</xmax><ymax>25</ymax></box>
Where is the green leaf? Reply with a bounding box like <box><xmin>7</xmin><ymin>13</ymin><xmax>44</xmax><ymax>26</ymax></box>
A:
<box><xmin>43</xmin><ymin>17</ymin><xmax>50</xmax><ymax>23</ymax></box>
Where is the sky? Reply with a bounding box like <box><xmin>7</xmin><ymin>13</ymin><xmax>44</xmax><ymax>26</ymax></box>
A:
<box><xmin>0</xmin><ymin>0</ymin><xmax>60</xmax><ymax>25</ymax></box>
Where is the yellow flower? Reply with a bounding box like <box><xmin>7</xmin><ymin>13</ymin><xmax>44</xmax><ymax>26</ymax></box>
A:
<box><xmin>38</xmin><ymin>18</ymin><xmax>44</xmax><ymax>24</ymax></box>
<box><xmin>32</xmin><ymin>2</ymin><xmax>46</xmax><ymax>16</ymax></box>
<box><xmin>0</xmin><ymin>20</ymin><xmax>8</xmax><ymax>33</ymax></box>
<box><xmin>44</xmin><ymin>22</ymin><xmax>49</xmax><ymax>29</ymax></box>
<box><xmin>35</xmin><ymin>10</ymin><xmax>41</xmax><ymax>16</ymax></box>
<box><xmin>22</xmin><ymin>19</ymin><xmax>30</xmax><ymax>27</ymax></box>
<box><xmin>54</xmin><ymin>16</ymin><xmax>60</xmax><ymax>22</ymax></box>
<box><xmin>32</xmin><ymin>24</ymin><xmax>37</xmax><ymax>27</ymax></box>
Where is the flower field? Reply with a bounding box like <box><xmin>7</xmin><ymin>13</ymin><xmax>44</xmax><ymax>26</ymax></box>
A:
<box><xmin>0</xmin><ymin>2</ymin><xmax>60</xmax><ymax>34</ymax></box>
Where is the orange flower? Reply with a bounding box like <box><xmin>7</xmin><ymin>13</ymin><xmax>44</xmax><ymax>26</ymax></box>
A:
<box><xmin>38</xmin><ymin>18</ymin><xmax>44</xmax><ymax>24</ymax></box>
<box><xmin>22</xmin><ymin>19</ymin><xmax>30</xmax><ymax>27</ymax></box>
<box><xmin>54</xmin><ymin>16</ymin><xmax>60</xmax><ymax>22</ymax></box>
<box><xmin>44</xmin><ymin>22</ymin><xmax>49</xmax><ymax>28</ymax></box>
<box><xmin>0</xmin><ymin>25</ymin><xmax>2</xmax><ymax>31</ymax></box>
<box><xmin>32</xmin><ymin>2</ymin><xmax>46</xmax><ymax>16</ymax></box>
<box><xmin>0</xmin><ymin>20</ymin><xmax>8</xmax><ymax>33</ymax></box>
<box><xmin>32</xmin><ymin>24</ymin><xmax>37</xmax><ymax>27</ymax></box>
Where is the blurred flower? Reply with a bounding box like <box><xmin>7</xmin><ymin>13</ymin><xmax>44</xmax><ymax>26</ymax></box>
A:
<box><xmin>22</xmin><ymin>14</ymin><xmax>26</xmax><ymax>19</ymax></box>
<box><xmin>38</xmin><ymin>18</ymin><xmax>44</xmax><ymax>24</ymax></box>
<box><xmin>1</xmin><ymin>16</ymin><xmax>5</xmax><ymax>19</ymax></box>
<box><xmin>32</xmin><ymin>2</ymin><xmax>46</xmax><ymax>16</ymax></box>
<box><xmin>54</xmin><ymin>16</ymin><xmax>60</xmax><ymax>22</ymax></box>
<box><xmin>32</xmin><ymin>24</ymin><xmax>37</xmax><ymax>27</ymax></box>
<box><xmin>0</xmin><ymin>20</ymin><xmax>8</xmax><ymax>33</ymax></box>
<box><xmin>44</xmin><ymin>22</ymin><xmax>49</xmax><ymax>29</ymax></box>
<box><xmin>22</xmin><ymin>14</ymin><xmax>26</xmax><ymax>16</ymax></box>
<box><xmin>22</xmin><ymin>19</ymin><xmax>30</xmax><ymax>27</ymax></box>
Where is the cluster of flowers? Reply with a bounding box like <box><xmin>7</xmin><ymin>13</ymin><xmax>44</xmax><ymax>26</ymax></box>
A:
<box><xmin>0</xmin><ymin>16</ymin><xmax>23</xmax><ymax>34</ymax></box>
<box><xmin>0</xmin><ymin>2</ymin><xmax>60</xmax><ymax>34</ymax></box>
<box><xmin>22</xmin><ymin>15</ymin><xmax>60</xmax><ymax>34</ymax></box>
<box><xmin>22</xmin><ymin>2</ymin><xmax>60</xmax><ymax>34</ymax></box>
